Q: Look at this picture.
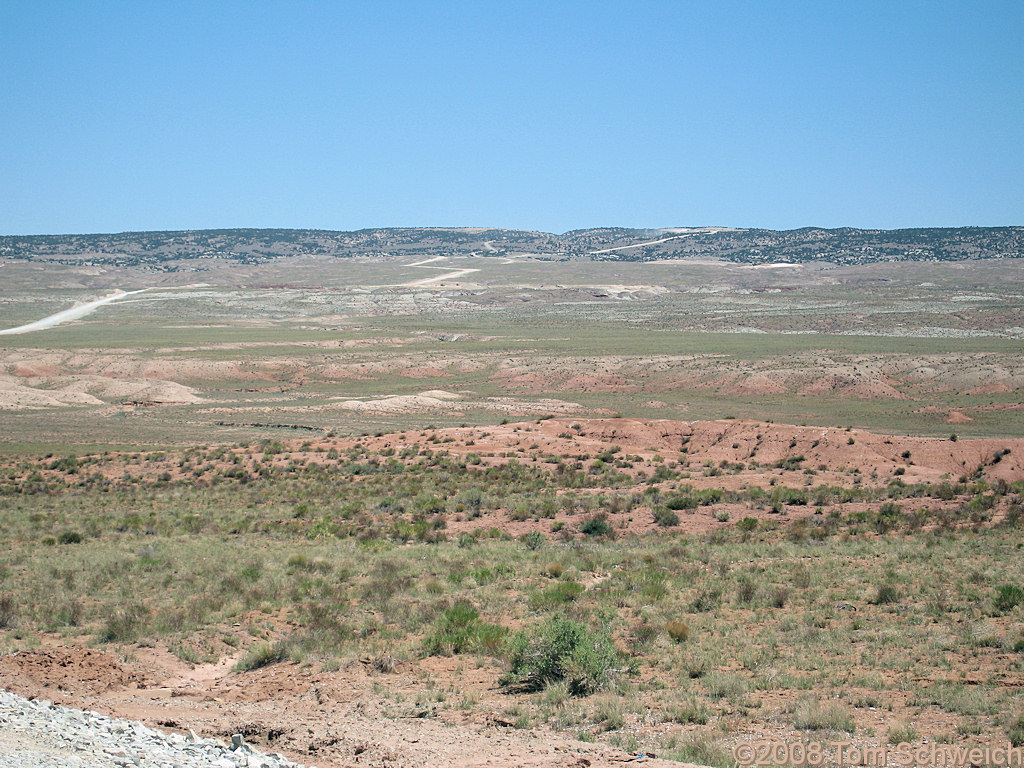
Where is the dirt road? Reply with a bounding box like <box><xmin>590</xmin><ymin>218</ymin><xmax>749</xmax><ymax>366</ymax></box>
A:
<box><xmin>0</xmin><ymin>290</ymin><xmax>147</xmax><ymax>335</ymax></box>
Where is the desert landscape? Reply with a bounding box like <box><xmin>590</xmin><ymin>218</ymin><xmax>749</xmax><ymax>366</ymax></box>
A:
<box><xmin>0</xmin><ymin>228</ymin><xmax>1022</xmax><ymax>766</ymax></box>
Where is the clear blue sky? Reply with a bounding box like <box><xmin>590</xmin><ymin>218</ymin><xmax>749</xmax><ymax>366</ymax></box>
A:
<box><xmin>2</xmin><ymin>1</ymin><xmax>1022</xmax><ymax>235</ymax></box>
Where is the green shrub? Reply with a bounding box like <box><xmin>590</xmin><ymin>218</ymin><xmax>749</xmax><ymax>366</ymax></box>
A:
<box><xmin>966</xmin><ymin>494</ymin><xmax>996</xmax><ymax>514</ymax></box>
<box><xmin>530</xmin><ymin>581</ymin><xmax>585</xmax><ymax>610</ymax></box>
<box><xmin>698</xmin><ymin>489</ymin><xmax>724</xmax><ymax>505</ymax></box>
<box><xmin>424</xmin><ymin>602</ymin><xmax>506</xmax><ymax>656</ymax></box>
<box><xmin>665</xmin><ymin>494</ymin><xmax>698</xmax><ymax>511</ymax></box>
<box><xmin>994</xmin><ymin>584</ymin><xmax>1024</xmax><ymax>614</ymax></box>
<box><xmin>874</xmin><ymin>583</ymin><xmax>900</xmax><ymax>605</ymax></box>
<box><xmin>878</xmin><ymin>501</ymin><xmax>901</xmax><ymax>517</ymax></box>
<box><xmin>875</xmin><ymin>502</ymin><xmax>903</xmax><ymax>531</ymax></box>
<box><xmin>580</xmin><ymin>515</ymin><xmax>613</xmax><ymax>537</ymax></box>
<box><xmin>774</xmin><ymin>455</ymin><xmax>805</xmax><ymax>470</ymax></box>
<box><xmin>653</xmin><ymin>507</ymin><xmax>680</xmax><ymax>527</ymax></box>
<box><xmin>737</xmin><ymin>517</ymin><xmax>758</xmax><ymax>532</ymax></box>
<box><xmin>48</xmin><ymin>456</ymin><xmax>80</xmax><ymax>473</ymax></box>
<box><xmin>508</xmin><ymin>504</ymin><xmax>531</xmax><ymax>522</ymax></box>
<box><xmin>414</xmin><ymin>494</ymin><xmax>446</xmax><ymax>515</ymax></box>
<box><xmin>58</xmin><ymin>531</ymin><xmax>83</xmax><ymax>544</ymax></box>
<box><xmin>520</xmin><ymin>530</ymin><xmax>545</xmax><ymax>550</ymax></box>
<box><xmin>500</xmin><ymin>615</ymin><xmax>622</xmax><ymax>696</ymax></box>
<box><xmin>771</xmin><ymin>487</ymin><xmax>809</xmax><ymax>506</ymax></box>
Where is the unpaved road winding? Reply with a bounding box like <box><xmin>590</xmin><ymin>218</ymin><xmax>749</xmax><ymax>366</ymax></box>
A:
<box><xmin>401</xmin><ymin>256</ymin><xmax>480</xmax><ymax>286</ymax></box>
<box><xmin>0</xmin><ymin>290</ymin><xmax>147</xmax><ymax>336</ymax></box>
<box><xmin>403</xmin><ymin>268</ymin><xmax>480</xmax><ymax>286</ymax></box>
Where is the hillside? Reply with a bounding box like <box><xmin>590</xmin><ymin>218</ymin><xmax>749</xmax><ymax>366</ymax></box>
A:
<box><xmin>0</xmin><ymin>418</ymin><xmax>1022</xmax><ymax>767</ymax></box>
<box><xmin>2</xmin><ymin>225</ymin><xmax>1022</xmax><ymax>269</ymax></box>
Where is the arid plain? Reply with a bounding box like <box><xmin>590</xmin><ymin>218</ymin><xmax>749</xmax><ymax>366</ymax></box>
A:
<box><xmin>1</xmin><ymin>229</ymin><xmax>1023</xmax><ymax>767</ymax></box>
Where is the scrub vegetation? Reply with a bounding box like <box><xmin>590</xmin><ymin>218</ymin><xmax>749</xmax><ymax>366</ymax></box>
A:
<box><xmin>1</xmin><ymin>430</ymin><xmax>1022</xmax><ymax>761</ymax></box>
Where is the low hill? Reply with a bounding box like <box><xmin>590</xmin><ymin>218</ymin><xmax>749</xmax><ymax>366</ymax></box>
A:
<box><xmin>2</xmin><ymin>225</ymin><xmax>1021</xmax><ymax>269</ymax></box>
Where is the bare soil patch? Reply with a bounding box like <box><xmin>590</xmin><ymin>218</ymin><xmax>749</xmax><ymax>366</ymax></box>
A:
<box><xmin>0</xmin><ymin>643</ymin><xmax>688</xmax><ymax>768</ymax></box>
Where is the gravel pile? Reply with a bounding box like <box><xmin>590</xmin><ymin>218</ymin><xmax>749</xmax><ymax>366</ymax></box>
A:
<box><xmin>0</xmin><ymin>689</ymin><xmax>313</xmax><ymax>768</ymax></box>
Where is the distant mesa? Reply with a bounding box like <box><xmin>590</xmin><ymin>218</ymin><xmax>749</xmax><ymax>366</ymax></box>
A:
<box><xmin>1</xmin><ymin>225</ymin><xmax>1021</xmax><ymax>270</ymax></box>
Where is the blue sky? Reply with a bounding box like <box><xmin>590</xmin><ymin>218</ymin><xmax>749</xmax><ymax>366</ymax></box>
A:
<box><xmin>2</xmin><ymin>1</ymin><xmax>1021</xmax><ymax>234</ymax></box>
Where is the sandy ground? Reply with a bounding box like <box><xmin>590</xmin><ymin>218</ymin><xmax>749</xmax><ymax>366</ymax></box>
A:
<box><xmin>307</xmin><ymin>417</ymin><xmax>1024</xmax><ymax>490</ymax></box>
<box><xmin>0</xmin><ymin>374</ymin><xmax>202</xmax><ymax>409</ymax></box>
<box><xmin>6</xmin><ymin>416</ymin><xmax>1022</xmax><ymax>492</ymax></box>
<box><xmin>0</xmin><ymin>643</ymin><xmax>689</xmax><ymax>768</ymax></box>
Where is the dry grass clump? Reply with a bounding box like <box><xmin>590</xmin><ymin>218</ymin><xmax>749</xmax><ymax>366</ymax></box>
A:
<box><xmin>735</xmin><ymin>576</ymin><xmax>757</xmax><ymax>604</ymax></box>
<box><xmin>665</xmin><ymin>695</ymin><xmax>710</xmax><ymax>724</ymax></box>
<box><xmin>99</xmin><ymin>603</ymin><xmax>149</xmax><ymax>643</ymax></box>
<box><xmin>665</xmin><ymin>621</ymin><xmax>690</xmax><ymax>643</ymax></box>
<box><xmin>423</xmin><ymin>602</ymin><xmax>506</xmax><ymax>657</ymax></box>
<box><xmin>791</xmin><ymin>696</ymin><xmax>856</xmax><ymax>733</ymax></box>
<box><xmin>661</xmin><ymin>732</ymin><xmax>733</xmax><ymax>768</ymax></box>
<box><xmin>770</xmin><ymin>586</ymin><xmax>790</xmax><ymax>608</ymax></box>
<box><xmin>593</xmin><ymin>695</ymin><xmax>625</xmax><ymax>731</ymax></box>
<box><xmin>0</xmin><ymin>594</ymin><xmax>16</xmax><ymax>629</ymax></box>
<box><xmin>993</xmin><ymin>583</ymin><xmax>1024</xmax><ymax>614</ymax></box>
<box><xmin>911</xmin><ymin>683</ymin><xmax>996</xmax><ymax>717</ymax></box>
<box><xmin>703</xmin><ymin>670</ymin><xmax>750</xmax><ymax>702</ymax></box>
<box><xmin>887</xmin><ymin>722</ymin><xmax>918</xmax><ymax>744</ymax></box>
<box><xmin>873</xmin><ymin>583</ymin><xmax>900</xmax><ymax>605</ymax></box>
<box><xmin>233</xmin><ymin>639</ymin><xmax>291</xmax><ymax>672</ymax></box>
<box><xmin>1007</xmin><ymin>712</ymin><xmax>1024</xmax><ymax>747</ymax></box>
